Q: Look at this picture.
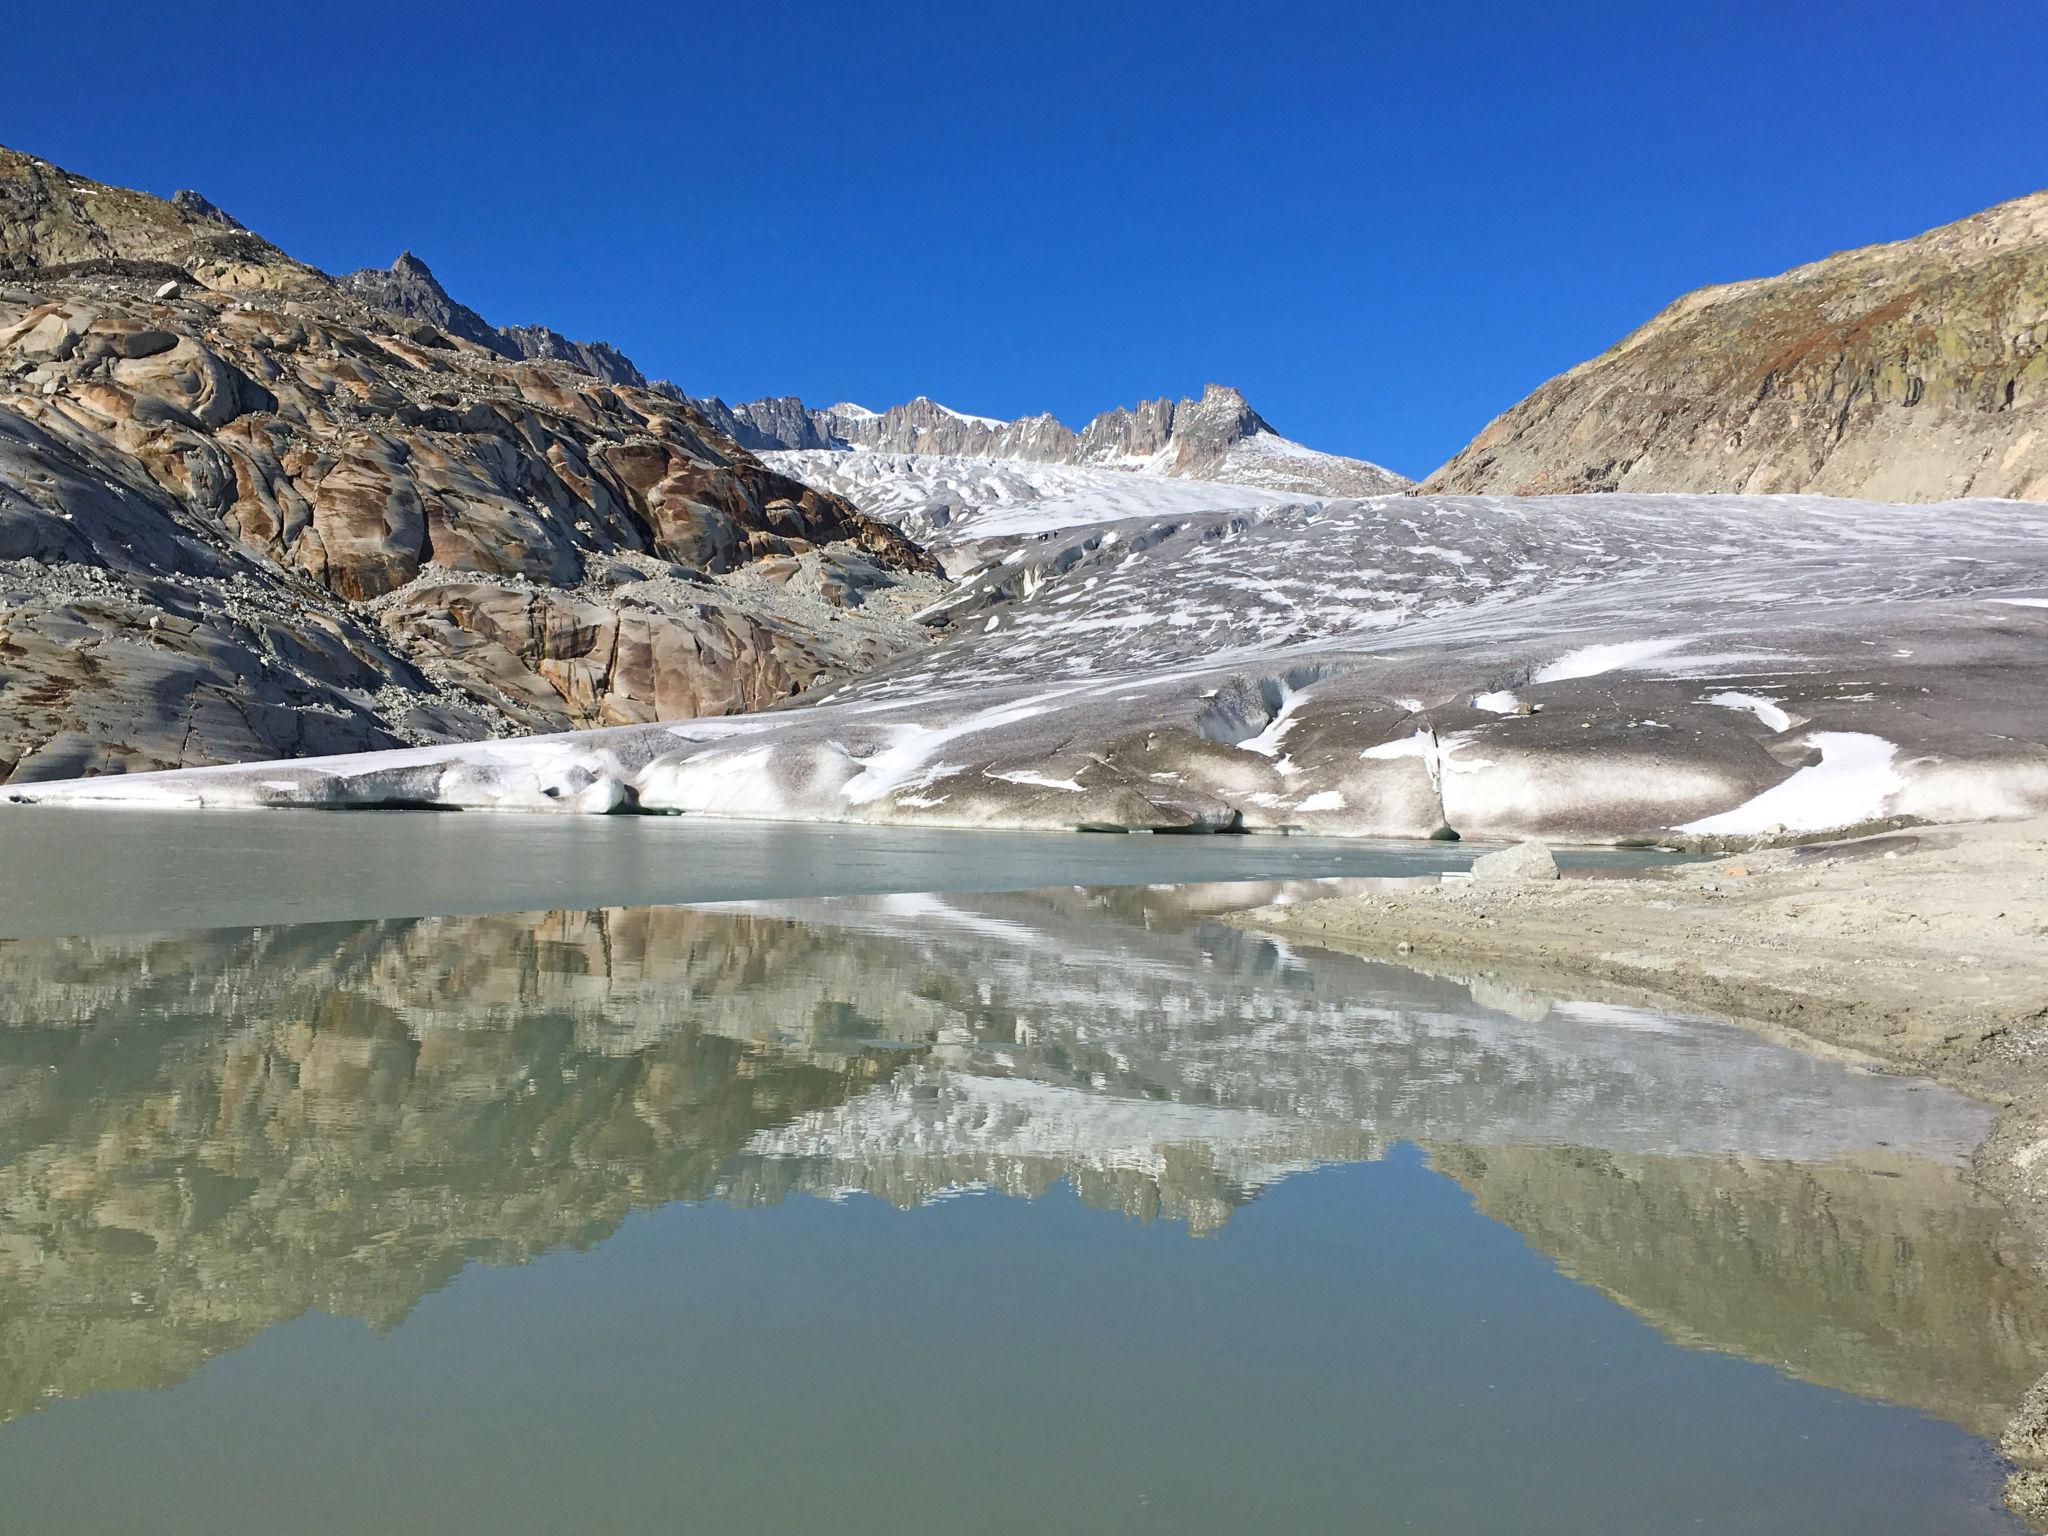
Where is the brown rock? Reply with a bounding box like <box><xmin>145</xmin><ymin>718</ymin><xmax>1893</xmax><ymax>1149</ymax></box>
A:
<box><xmin>1426</xmin><ymin>192</ymin><xmax>2048</xmax><ymax>503</ymax></box>
<box><xmin>0</xmin><ymin>144</ymin><xmax>938</xmax><ymax>783</ymax></box>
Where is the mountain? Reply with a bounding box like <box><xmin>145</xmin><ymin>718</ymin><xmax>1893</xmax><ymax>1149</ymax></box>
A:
<box><xmin>692</xmin><ymin>383</ymin><xmax>1413</xmax><ymax>498</ymax></box>
<box><xmin>691</xmin><ymin>393</ymin><xmax>838</xmax><ymax>452</ymax></box>
<box><xmin>0</xmin><ymin>144</ymin><xmax>936</xmax><ymax>783</ymax></box>
<box><xmin>1426</xmin><ymin>192</ymin><xmax>2048</xmax><ymax>501</ymax></box>
<box><xmin>0</xmin><ymin>147</ymin><xmax>319</xmax><ymax>290</ymax></box>
<box><xmin>339</xmin><ymin>251</ymin><xmax>653</xmax><ymax>388</ymax></box>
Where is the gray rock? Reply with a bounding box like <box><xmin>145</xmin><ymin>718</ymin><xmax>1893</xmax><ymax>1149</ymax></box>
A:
<box><xmin>338</xmin><ymin>251</ymin><xmax>509</xmax><ymax>355</ymax></box>
<box><xmin>339</xmin><ymin>253</ymin><xmax>654</xmax><ymax>390</ymax></box>
<box><xmin>494</xmin><ymin>324</ymin><xmax>648</xmax><ymax>389</ymax></box>
<box><xmin>1470</xmin><ymin>841</ymin><xmax>1561</xmax><ymax>883</ymax></box>
<box><xmin>168</xmin><ymin>190</ymin><xmax>244</xmax><ymax>230</ymax></box>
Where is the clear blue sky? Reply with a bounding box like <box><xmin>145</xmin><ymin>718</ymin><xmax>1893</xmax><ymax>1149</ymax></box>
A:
<box><xmin>11</xmin><ymin>0</ymin><xmax>2047</xmax><ymax>477</ymax></box>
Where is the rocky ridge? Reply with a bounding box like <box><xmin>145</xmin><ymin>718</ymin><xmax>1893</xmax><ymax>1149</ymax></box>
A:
<box><xmin>338</xmin><ymin>251</ymin><xmax>654</xmax><ymax>389</ymax></box>
<box><xmin>1426</xmin><ymin>191</ymin><xmax>2048</xmax><ymax>501</ymax></box>
<box><xmin>694</xmin><ymin>382</ymin><xmax>1412</xmax><ymax>498</ymax></box>
<box><xmin>0</xmin><ymin>145</ymin><xmax>938</xmax><ymax>781</ymax></box>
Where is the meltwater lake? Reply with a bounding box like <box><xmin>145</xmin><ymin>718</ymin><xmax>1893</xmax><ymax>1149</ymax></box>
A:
<box><xmin>0</xmin><ymin>810</ymin><xmax>2041</xmax><ymax>1533</ymax></box>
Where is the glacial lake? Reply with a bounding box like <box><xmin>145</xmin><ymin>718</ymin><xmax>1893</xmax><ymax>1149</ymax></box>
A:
<box><xmin>0</xmin><ymin>817</ymin><xmax>2039</xmax><ymax>1532</ymax></box>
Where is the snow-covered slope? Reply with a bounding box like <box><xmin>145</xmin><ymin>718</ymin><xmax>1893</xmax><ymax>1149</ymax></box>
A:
<box><xmin>20</xmin><ymin>491</ymin><xmax>2048</xmax><ymax>844</ymax></box>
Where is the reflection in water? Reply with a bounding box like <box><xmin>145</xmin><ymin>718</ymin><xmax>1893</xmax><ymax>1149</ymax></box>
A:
<box><xmin>0</xmin><ymin>882</ymin><xmax>2041</xmax><ymax>1451</ymax></box>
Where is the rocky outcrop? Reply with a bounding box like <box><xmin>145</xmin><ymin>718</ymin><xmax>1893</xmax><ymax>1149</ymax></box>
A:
<box><xmin>0</xmin><ymin>144</ymin><xmax>938</xmax><ymax>783</ymax></box>
<box><xmin>693</xmin><ymin>393</ymin><xmax>839</xmax><ymax>452</ymax></box>
<box><xmin>1426</xmin><ymin>191</ymin><xmax>2048</xmax><ymax>502</ymax></box>
<box><xmin>378</xmin><ymin>572</ymin><xmax>875</xmax><ymax>732</ymax></box>
<box><xmin>339</xmin><ymin>251</ymin><xmax>653</xmax><ymax>388</ymax></box>
<box><xmin>336</xmin><ymin>250</ymin><xmax>506</xmax><ymax>354</ymax></box>
<box><xmin>494</xmin><ymin>324</ymin><xmax>647</xmax><ymax>388</ymax></box>
<box><xmin>0</xmin><ymin>146</ymin><xmax>321</xmax><ymax>293</ymax></box>
<box><xmin>695</xmin><ymin>383</ymin><xmax>1413</xmax><ymax>497</ymax></box>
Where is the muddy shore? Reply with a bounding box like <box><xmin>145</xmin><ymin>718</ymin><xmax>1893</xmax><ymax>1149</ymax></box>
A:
<box><xmin>1232</xmin><ymin>816</ymin><xmax>2048</xmax><ymax>1522</ymax></box>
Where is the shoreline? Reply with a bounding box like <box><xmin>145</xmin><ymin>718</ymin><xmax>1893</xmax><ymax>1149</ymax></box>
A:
<box><xmin>1229</xmin><ymin>816</ymin><xmax>2048</xmax><ymax>1524</ymax></box>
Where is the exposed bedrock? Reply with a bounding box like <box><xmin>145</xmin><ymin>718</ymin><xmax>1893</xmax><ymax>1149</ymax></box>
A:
<box><xmin>0</xmin><ymin>145</ymin><xmax>940</xmax><ymax>782</ymax></box>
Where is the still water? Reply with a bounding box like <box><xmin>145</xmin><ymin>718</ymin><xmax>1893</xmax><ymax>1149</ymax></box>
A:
<box><xmin>0</xmin><ymin>860</ymin><xmax>2039</xmax><ymax>1531</ymax></box>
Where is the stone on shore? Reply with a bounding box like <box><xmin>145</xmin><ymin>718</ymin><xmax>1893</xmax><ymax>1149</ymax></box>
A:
<box><xmin>1471</xmin><ymin>840</ymin><xmax>1560</xmax><ymax>883</ymax></box>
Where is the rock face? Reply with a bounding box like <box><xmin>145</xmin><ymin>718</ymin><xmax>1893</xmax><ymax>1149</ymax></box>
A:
<box><xmin>1427</xmin><ymin>192</ymin><xmax>2048</xmax><ymax>502</ymax></box>
<box><xmin>0</xmin><ymin>144</ymin><xmax>937</xmax><ymax>783</ymax></box>
<box><xmin>693</xmin><ymin>383</ymin><xmax>1413</xmax><ymax>497</ymax></box>
<box><xmin>0</xmin><ymin>146</ymin><xmax>321</xmax><ymax>292</ymax></box>
<box><xmin>339</xmin><ymin>252</ymin><xmax>653</xmax><ymax>389</ymax></box>
<box><xmin>692</xmin><ymin>393</ymin><xmax>838</xmax><ymax>453</ymax></box>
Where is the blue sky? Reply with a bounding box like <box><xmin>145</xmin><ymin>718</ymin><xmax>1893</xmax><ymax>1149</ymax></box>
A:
<box><xmin>11</xmin><ymin>0</ymin><xmax>2047</xmax><ymax>477</ymax></box>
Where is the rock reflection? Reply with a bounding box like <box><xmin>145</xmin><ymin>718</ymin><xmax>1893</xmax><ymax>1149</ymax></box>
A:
<box><xmin>0</xmin><ymin>883</ymin><xmax>2041</xmax><ymax>1440</ymax></box>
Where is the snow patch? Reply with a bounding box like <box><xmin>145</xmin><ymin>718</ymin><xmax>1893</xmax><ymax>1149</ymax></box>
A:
<box><xmin>1706</xmin><ymin>691</ymin><xmax>1792</xmax><ymax>733</ymax></box>
<box><xmin>1533</xmin><ymin>636</ymin><xmax>1694</xmax><ymax>683</ymax></box>
<box><xmin>1361</xmin><ymin>731</ymin><xmax>1432</xmax><ymax>761</ymax></box>
<box><xmin>1679</xmin><ymin>732</ymin><xmax>1903</xmax><ymax>835</ymax></box>
<box><xmin>984</xmin><ymin>768</ymin><xmax>1086</xmax><ymax>793</ymax></box>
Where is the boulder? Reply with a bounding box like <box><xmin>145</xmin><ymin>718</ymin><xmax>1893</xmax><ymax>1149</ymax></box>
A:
<box><xmin>1470</xmin><ymin>841</ymin><xmax>1561</xmax><ymax>883</ymax></box>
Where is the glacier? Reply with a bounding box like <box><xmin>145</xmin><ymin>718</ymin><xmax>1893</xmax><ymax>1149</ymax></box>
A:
<box><xmin>13</xmin><ymin>477</ymin><xmax>2048</xmax><ymax>845</ymax></box>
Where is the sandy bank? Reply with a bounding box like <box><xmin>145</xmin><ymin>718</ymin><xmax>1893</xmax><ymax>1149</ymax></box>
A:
<box><xmin>1232</xmin><ymin>816</ymin><xmax>2048</xmax><ymax>1519</ymax></box>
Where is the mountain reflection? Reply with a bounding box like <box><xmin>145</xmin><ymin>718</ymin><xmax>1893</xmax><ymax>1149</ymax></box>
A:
<box><xmin>0</xmin><ymin>883</ymin><xmax>2041</xmax><ymax>1440</ymax></box>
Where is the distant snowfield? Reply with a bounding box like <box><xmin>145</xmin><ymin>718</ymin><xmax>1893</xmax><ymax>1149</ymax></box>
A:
<box><xmin>15</xmin><ymin>489</ymin><xmax>2048</xmax><ymax>844</ymax></box>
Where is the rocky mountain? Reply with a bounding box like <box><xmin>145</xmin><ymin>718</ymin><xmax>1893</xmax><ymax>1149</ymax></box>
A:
<box><xmin>691</xmin><ymin>392</ymin><xmax>838</xmax><ymax>452</ymax></box>
<box><xmin>0</xmin><ymin>144</ymin><xmax>937</xmax><ymax>783</ymax></box>
<box><xmin>0</xmin><ymin>148</ymin><xmax>319</xmax><ymax>291</ymax></box>
<box><xmin>693</xmin><ymin>382</ymin><xmax>1413</xmax><ymax>498</ymax></box>
<box><xmin>1427</xmin><ymin>191</ymin><xmax>2048</xmax><ymax>501</ymax></box>
<box><xmin>339</xmin><ymin>251</ymin><xmax>654</xmax><ymax>389</ymax></box>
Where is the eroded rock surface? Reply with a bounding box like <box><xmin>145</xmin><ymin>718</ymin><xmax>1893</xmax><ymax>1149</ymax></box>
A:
<box><xmin>0</xmin><ymin>145</ymin><xmax>938</xmax><ymax>781</ymax></box>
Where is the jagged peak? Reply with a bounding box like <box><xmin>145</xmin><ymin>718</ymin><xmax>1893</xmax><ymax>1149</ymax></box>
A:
<box><xmin>389</xmin><ymin>250</ymin><xmax>440</xmax><ymax>281</ymax></box>
<box><xmin>169</xmin><ymin>189</ymin><xmax>243</xmax><ymax>231</ymax></box>
<box><xmin>714</xmin><ymin>383</ymin><xmax>1408</xmax><ymax>493</ymax></box>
